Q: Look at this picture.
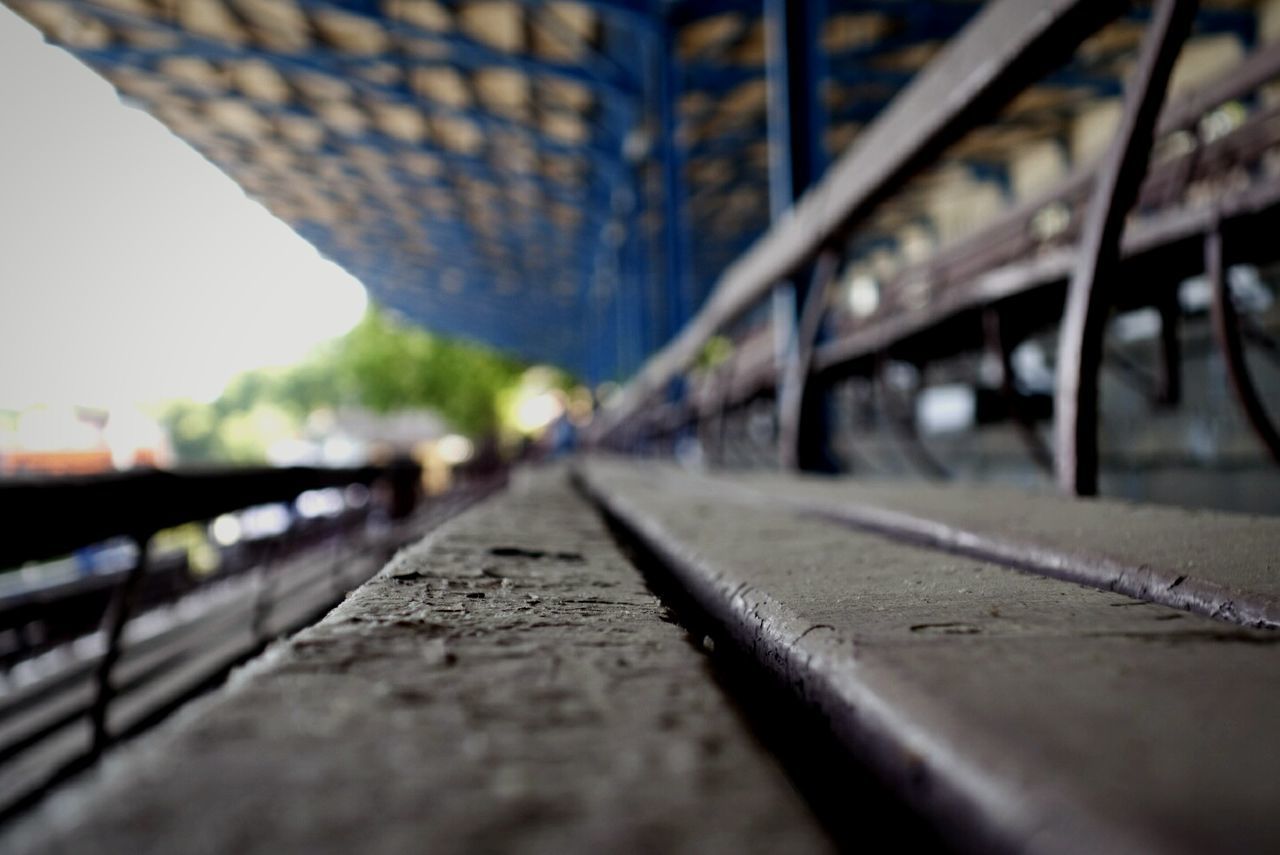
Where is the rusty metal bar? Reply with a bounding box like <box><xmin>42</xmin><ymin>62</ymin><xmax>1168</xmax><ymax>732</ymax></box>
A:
<box><xmin>778</xmin><ymin>250</ymin><xmax>840</xmax><ymax>470</ymax></box>
<box><xmin>1206</xmin><ymin>225</ymin><xmax>1280</xmax><ymax>464</ymax></box>
<box><xmin>1053</xmin><ymin>0</ymin><xmax>1198</xmax><ymax>496</ymax></box>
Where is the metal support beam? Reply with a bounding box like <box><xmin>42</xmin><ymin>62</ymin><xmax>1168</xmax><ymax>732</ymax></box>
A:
<box><xmin>1207</xmin><ymin>225</ymin><xmax>1280</xmax><ymax>464</ymax></box>
<box><xmin>656</xmin><ymin>19</ymin><xmax>691</xmax><ymax>344</ymax></box>
<box><xmin>777</xmin><ymin>250</ymin><xmax>838</xmax><ymax>470</ymax></box>
<box><xmin>763</xmin><ymin>0</ymin><xmax>825</xmax><ymax>229</ymax></box>
<box><xmin>765</xmin><ymin>0</ymin><xmax>834</xmax><ymax>472</ymax></box>
<box><xmin>1052</xmin><ymin>0</ymin><xmax>1197</xmax><ymax>496</ymax></box>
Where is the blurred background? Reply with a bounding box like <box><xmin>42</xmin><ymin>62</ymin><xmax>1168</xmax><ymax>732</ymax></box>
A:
<box><xmin>1</xmin><ymin>4</ymin><xmax>588</xmax><ymax>490</ymax></box>
<box><xmin>0</xmin><ymin>4</ymin><xmax>594</xmax><ymax>718</ymax></box>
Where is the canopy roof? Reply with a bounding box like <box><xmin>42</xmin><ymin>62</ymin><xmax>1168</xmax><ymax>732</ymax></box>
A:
<box><xmin>5</xmin><ymin>0</ymin><xmax>1259</xmax><ymax>381</ymax></box>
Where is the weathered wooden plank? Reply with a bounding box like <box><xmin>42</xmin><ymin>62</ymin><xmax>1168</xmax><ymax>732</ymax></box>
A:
<box><xmin>578</xmin><ymin>460</ymin><xmax>1280</xmax><ymax>854</ymax></box>
<box><xmin>689</xmin><ymin>465</ymin><xmax>1280</xmax><ymax>629</ymax></box>
<box><xmin>6</xmin><ymin>469</ymin><xmax>830</xmax><ymax>855</ymax></box>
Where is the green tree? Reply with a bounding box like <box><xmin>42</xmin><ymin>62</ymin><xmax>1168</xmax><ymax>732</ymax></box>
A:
<box><xmin>161</xmin><ymin>306</ymin><xmax>528</xmax><ymax>464</ymax></box>
<box><xmin>324</xmin><ymin>308</ymin><xmax>523</xmax><ymax>436</ymax></box>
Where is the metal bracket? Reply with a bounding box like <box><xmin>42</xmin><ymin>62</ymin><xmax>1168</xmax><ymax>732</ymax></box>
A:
<box><xmin>1053</xmin><ymin>0</ymin><xmax>1198</xmax><ymax>496</ymax></box>
<box><xmin>1206</xmin><ymin>223</ymin><xmax>1280</xmax><ymax>464</ymax></box>
<box><xmin>778</xmin><ymin>250</ymin><xmax>840</xmax><ymax>470</ymax></box>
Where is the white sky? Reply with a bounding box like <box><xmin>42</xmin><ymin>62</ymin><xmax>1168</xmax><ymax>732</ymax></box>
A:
<box><xmin>0</xmin><ymin>7</ymin><xmax>368</xmax><ymax>410</ymax></box>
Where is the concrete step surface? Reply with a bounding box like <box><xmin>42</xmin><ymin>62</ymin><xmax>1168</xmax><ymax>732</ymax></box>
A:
<box><xmin>690</xmin><ymin>465</ymin><xmax>1280</xmax><ymax>628</ymax></box>
<box><xmin>6</xmin><ymin>467</ymin><xmax>831</xmax><ymax>855</ymax></box>
<box><xmin>578</xmin><ymin>460</ymin><xmax>1280</xmax><ymax>855</ymax></box>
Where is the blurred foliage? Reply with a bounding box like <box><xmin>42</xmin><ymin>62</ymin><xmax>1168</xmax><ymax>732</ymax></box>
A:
<box><xmin>163</xmin><ymin>306</ymin><xmax>526</xmax><ymax>464</ymax></box>
<box><xmin>335</xmin><ymin>308</ymin><xmax>524</xmax><ymax>432</ymax></box>
<box><xmin>153</xmin><ymin>522</ymin><xmax>220</xmax><ymax>574</ymax></box>
<box><xmin>696</xmin><ymin>335</ymin><xmax>734</xmax><ymax>371</ymax></box>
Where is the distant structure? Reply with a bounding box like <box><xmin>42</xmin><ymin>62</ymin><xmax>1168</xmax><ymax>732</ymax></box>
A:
<box><xmin>0</xmin><ymin>405</ymin><xmax>170</xmax><ymax>475</ymax></box>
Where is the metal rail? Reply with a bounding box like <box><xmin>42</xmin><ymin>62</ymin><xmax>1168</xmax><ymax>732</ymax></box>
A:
<box><xmin>593</xmin><ymin>2</ymin><xmax>1280</xmax><ymax>494</ymax></box>
<box><xmin>0</xmin><ymin>464</ymin><xmax>420</xmax><ymax>570</ymax></box>
<box><xmin>591</xmin><ymin>0</ymin><xmax>1120</xmax><ymax>442</ymax></box>
<box><xmin>0</xmin><ymin>462</ymin><xmax>420</xmax><ymax>745</ymax></box>
<box><xmin>0</xmin><ymin>471</ymin><xmax>503</xmax><ymax>823</ymax></box>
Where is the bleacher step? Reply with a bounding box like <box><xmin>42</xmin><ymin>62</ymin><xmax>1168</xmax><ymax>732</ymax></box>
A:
<box><xmin>579</xmin><ymin>460</ymin><xmax>1280</xmax><ymax>855</ymax></box>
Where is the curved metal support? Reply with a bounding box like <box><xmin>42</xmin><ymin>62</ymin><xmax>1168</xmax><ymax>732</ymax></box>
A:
<box><xmin>1206</xmin><ymin>226</ymin><xmax>1280</xmax><ymax>464</ymax></box>
<box><xmin>875</xmin><ymin>357</ymin><xmax>950</xmax><ymax>481</ymax></box>
<box><xmin>1053</xmin><ymin>0</ymin><xmax>1197</xmax><ymax>496</ymax></box>
<box><xmin>983</xmin><ymin>309</ymin><xmax>1053</xmax><ymax>473</ymax></box>
<box><xmin>778</xmin><ymin>250</ymin><xmax>839</xmax><ymax>470</ymax></box>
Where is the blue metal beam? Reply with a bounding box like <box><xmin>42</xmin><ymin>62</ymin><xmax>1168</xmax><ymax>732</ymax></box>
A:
<box><xmin>765</xmin><ymin>0</ymin><xmax>835</xmax><ymax>472</ymax></box>
<box><xmin>655</xmin><ymin>15</ymin><xmax>692</xmax><ymax>343</ymax></box>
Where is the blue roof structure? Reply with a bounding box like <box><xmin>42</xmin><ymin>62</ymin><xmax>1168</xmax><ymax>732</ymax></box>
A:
<box><xmin>4</xmin><ymin>0</ymin><xmax>1257</xmax><ymax>383</ymax></box>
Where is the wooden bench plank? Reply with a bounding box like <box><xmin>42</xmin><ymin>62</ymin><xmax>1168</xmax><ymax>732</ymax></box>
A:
<box><xmin>7</xmin><ymin>469</ymin><xmax>830</xmax><ymax>855</ymax></box>
<box><xmin>578</xmin><ymin>461</ymin><xmax>1280</xmax><ymax>854</ymax></box>
<box><xmin>697</xmin><ymin>468</ymin><xmax>1280</xmax><ymax>629</ymax></box>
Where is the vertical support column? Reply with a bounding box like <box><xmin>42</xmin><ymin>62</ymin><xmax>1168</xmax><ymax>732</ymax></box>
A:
<box><xmin>777</xmin><ymin>250</ymin><xmax>839</xmax><ymax>469</ymax></box>
<box><xmin>630</xmin><ymin>181</ymin><xmax>655</xmax><ymax>365</ymax></box>
<box><xmin>765</xmin><ymin>0</ymin><xmax>834</xmax><ymax>472</ymax></box>
<box><xmin>651</xmin><ymin>14</ymin><xmax>695</xmax><ymax>447</ymax></box>
<box><xmin>656</xmin><ymin>17</ymin><xmax>690</xmax><ymax>345</ymax></box>
<box><xmin>1053</xmin><ymin>0</ymin><xmax>1197</xmax><ymax>496</ymax></box>
<box><xmin>603</xmin><ymin>14</ymin><xmax>656</xmax><ymax>385</ymax></box>
<box><xmin>764</xmin><ymin>0</ymin><xmax>825</xmax><ymax>225</ymax></box>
